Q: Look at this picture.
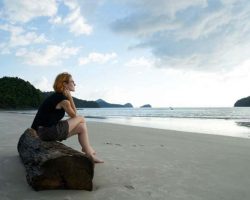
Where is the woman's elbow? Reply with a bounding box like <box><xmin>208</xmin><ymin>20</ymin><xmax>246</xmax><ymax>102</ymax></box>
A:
<box><xmin>69</xmin><ymin>114</ymin><xmax>76</xmax><ymax>118</ymax></box>
<box><xmin>70</xmin><ymin>113</ymin><xmax>77</xmax><ymax>118</ymax></box>
<box><xmin>76</xmin><ymin>115</ymin><xmax>85</xmax><ymax>123</ymax></box>
<box><xmin>67</xmin><ymin>111</ymin><xmax>77</xmax><ymax>118</ymax></box>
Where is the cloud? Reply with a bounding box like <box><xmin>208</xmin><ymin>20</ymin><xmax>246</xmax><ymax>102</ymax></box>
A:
<box><xmin>32</xmin><ymin>76</ymin><xmax>52</xmax><ymax>91</ymax></box>
<box><xmin>125</xmin><ymin>57</ymin><xmax>154</xmax><ymax>68</ymax></box>
<box><xmin>110</xmin><ymin>0</ymin><xmax>250</xmax><ymax>71</ymax></box>
<box><xmin>49</xmin><ymin>0</ymin><xmax>93</xmax><ymax>36</ymax></box>
<box><xmin>154</xmin><ymin>36</ymin><xmax>250</xmax><ymax>72</ymax></box>
<box><xmin>63</xmin><ymin>7</ymin><xmax>92</xmax><ymax>36</ymax></box>
<box><xmin>1</xmin><ymin>0</ymin><xmax>92</xmax><ymax>36</ymax></box>
<box><xmin>114</xmin><ymin>0</ymin><xmax>206</xmax><ymax>19</ymax></box>
<box><xmin>0</xmin><ymin>43</ymin><xmax>10</xmax><ymax>54</ymax></box>
<box><xmin>49</xmin><ymin>16</ymin><xmax>62</xmax><ymax>24</ymax></box>
<box><xmin>0</xmin><ymin>24</ymin><xmax>48</xmax><ymax>55</ymax></box>
<box><xmin>78</xmin><ymin>52</ymin><xmax>117</xmax><ymax>65</ymax></box>
<box><xmin>175</xmin><ymin>8</ymin><xmax>231</xmax><ymax>40</ymax></box>
<box><xmin>63</xmin><ymin>0</ymin><xmax>78</xmax><ymax>10</ymax></box>
<box><xmin>0</xmin><ymin>24</ymin><xmax>48</xmax><ymax>48</ymax></box>
<box><xmin>111</xmin><ymin>13</ymin><xmax>181</xmax><ymax>37</ymax></box>
<box><xmin>111</xmin><ymin>0</ymin><xmax>206</xmax><ymax>36</ymax></box>
<box><xmin>1</xmin><ymin>0</ymin><xmax>58</xmax><ymax>23</ymax></box>
<box><xmin>16</xmin><ymin>45</ymin><xmax>79</xmax><ymax>66</ymax></box>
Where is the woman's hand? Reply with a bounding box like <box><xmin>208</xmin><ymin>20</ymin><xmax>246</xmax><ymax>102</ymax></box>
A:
<box><xmin>63</xmin><ymin>89</ymin><xmax>72</xmax><ymax>99</ymax></box>
<box><xmin>63</xmin><ymin>88</ymin><xmax>77</xmax><ymax>114</ymax></box>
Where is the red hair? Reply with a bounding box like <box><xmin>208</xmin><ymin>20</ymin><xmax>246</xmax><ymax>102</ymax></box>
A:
<box><xmin>53</xmin><ymin>72</ymin><xmax>72</xmax><ymax>93</ymax></box>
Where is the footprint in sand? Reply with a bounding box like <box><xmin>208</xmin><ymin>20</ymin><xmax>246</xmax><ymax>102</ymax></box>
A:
<box><xmin>105</xmin><ymin>142</ymin><xmax>113</xmax><ymax>145</ymax></box>
<box><xmin>124</xmin><ymin>185</ymin><xmax>135</xmax><ymax>190</ymax></box>
<box><xmin>105</xmin><ymin>142</ymin><xmax>122</xmax><ymax>147</ymax></box>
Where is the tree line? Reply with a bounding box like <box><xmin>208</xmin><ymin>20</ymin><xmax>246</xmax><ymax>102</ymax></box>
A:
<box><xmin>0</xmin><ymin>77</ymin><xmax>99</xmax><ymax>109</ymax></box>
<box><xmin>0</xmin><ymin>77</ymin><xmax>42</xmax><ymax>109</ymax></box>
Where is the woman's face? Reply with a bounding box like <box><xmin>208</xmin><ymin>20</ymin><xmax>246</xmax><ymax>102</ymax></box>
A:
<box><xmin>65</xmin><ymin>77</ymin><xmax>76</xmax><ymax>92</ymax></box>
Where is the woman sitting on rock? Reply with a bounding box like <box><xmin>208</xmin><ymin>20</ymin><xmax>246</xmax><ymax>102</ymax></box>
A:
<box><xmin>31</xmin><ymin>72</ymin><xmax>104</xmax><ymax>163</ymax></box>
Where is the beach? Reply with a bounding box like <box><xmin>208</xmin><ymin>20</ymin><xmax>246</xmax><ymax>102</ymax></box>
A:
<box><xmin>1</xmin><ymin>112</ymin><xmax>250</xmax><ymax>200</ymax></box>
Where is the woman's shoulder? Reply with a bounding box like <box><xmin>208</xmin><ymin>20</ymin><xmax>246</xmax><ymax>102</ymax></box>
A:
<box><xmin>44</xmin><ymin>92</ymin><xmax>67</xmax><ymax>101</ymax></box>
<box><xmin>54</xmin><ymin>92</ymin><xmax>68</xmax><ymax>100</ymax></box>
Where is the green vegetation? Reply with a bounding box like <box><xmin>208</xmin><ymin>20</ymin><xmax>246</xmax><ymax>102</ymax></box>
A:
<box><xmin>0</xmin><ymin>77</ymin><xmax>42</xmax><ymax>109</ymax></box>
<box><xmin>234</xmin><ymin>96</ymin><xmax>250</xmax><ymax>107</ymax></box>
<box><xmin>0</xmin><ymin>77</ymin><xmax>99</xmax><ymax>109</ymax></box>
<box><xmin>0</xmin><ymin>76</ymin><xmax>143</xmax><ymax>109</ymax></box>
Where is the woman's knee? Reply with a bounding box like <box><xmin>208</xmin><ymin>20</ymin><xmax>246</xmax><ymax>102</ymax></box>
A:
<box><xmin>76</xmin><ymin>115</ymin><xmax>85</xmax><ymax>123</ymax></box>
<box><xmin>67</xmin><ymin>115</ymin><xmax>86</xmax><ymax>133</ymax></box>
<box><xmin>77</xmin><ymin>121</ymin><xmax>88</xmax><ymax>133</ymax></box>
<box><xmin>68</xmin><ymin>122</ymin><xmax>85</xmax><ymax>136</ymax></box>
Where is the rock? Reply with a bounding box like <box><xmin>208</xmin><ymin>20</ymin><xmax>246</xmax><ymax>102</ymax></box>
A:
<box><xmin>17</xmin><ymin>128</ymin><xmax>94</xmax><ymax>191</ymax></box>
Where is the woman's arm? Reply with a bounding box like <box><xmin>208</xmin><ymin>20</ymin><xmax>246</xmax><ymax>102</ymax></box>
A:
<box><xmin>61</xmin><ymin>90</ymin><xmax>77</xmax><ymax>118</ymax></box>
<box><xmin>61</xmin><ymin>100</ymin><xmax>76</xmax><ymax>118</ymax></box>
<box><xmin>66</xmin><ymin>92</ymin><xmax>77</xmax><ymax>114</ymax></box>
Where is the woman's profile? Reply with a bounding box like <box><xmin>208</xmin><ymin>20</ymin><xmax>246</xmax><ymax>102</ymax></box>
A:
<box><xmin>31</xmin><ymin>72</ymin><xmax>104</xmax><ymax>163</ymax></box>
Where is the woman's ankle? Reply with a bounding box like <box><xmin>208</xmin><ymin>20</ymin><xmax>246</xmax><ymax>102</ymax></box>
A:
<box><xmin>91</xmin><ymin>154</ymin><xmax>104</xmax><ymax>163</ymax></box>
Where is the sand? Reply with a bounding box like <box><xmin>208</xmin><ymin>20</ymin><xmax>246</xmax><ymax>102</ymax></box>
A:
<box><xmin>1</xmin><ymin>112</ymin><xmax>250</xmax><ymax>200</ymax></box>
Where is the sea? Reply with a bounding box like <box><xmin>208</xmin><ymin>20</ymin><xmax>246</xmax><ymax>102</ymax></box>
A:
<box><xmin>17</xmin><ymin>107</ymin><xmax>250</xmax><ymax>139</ymax></box>
<box><xmin>79</xmin><ymin>107</ymin><xmax>250</xmax><ymax>138</ymax></box>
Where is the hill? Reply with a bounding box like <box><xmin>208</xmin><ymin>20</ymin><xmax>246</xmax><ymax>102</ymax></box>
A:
<box><xmin>0</xmin><ymin>77</ymin><xmax>99</xmax><ymax>109</ymax></box>
<box><xmin>96</xmin><ymin>99</ymin><xmax>133</xmax><ymax>108</ymax></box>
<box><xmin>140</xmin><ymin>104</ymin><xmax>152</xmax><ymax>108</ymax></box>
<box><xmin>234</xmin><ymin>96</ymin><xmax>250</xmax><ymax>107</ymax></box>
<box><xmin>0</xmin><ymin>76</ymin><xmax>150</xmax><ymax>109</ymax></box>
<box><xmin>0</xmin><ymin>77</ymin><xmax>42</xmax><ymax>109</ymax></box>
<box><xmin>43</xmin><ymin>92</ymin><xmax>99</xmax><ymax>108</ymax></box>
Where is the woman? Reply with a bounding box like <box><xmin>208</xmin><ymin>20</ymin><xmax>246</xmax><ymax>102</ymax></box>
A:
<box><xmin>31</xmin><ymin>72</ymin><xmax>104</xmax><ymax>163</ymax></box>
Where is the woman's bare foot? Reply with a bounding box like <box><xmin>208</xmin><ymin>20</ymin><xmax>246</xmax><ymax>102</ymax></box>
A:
<box><xmin>89</xmin><ymin>154</ymin><xmax>104</xmax><ymax>164</ymax></box>
<box><xmin>90</xmin><ymin>146</ymin><xmax>96</xmax><ymax>155</ymax></box>
<box><xmin>81</xmin><ymin>148</ymin><xmax>103</xmax><ymax>163</ymax></box>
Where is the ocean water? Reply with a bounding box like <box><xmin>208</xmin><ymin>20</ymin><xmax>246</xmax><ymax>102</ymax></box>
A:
<box><xmin>16</xmin><ymin>107</ymin><xmax>250</xmax><ymax>139</ymax></box>
<box><xmin>78</xmin><ymin>107</ymin><xmax>250</xmax><ymax>139</ymax></box>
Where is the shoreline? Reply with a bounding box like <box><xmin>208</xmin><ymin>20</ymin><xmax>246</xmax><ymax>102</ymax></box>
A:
<box><xmin>87</xmin><ymin>117</ymin><xmax>250</xmax><ymax>139</ymax></box>
<box><xmin>1</xmin><ymin>112</ymin><xmax>250</xmax><ymax>199</ymax></box>
<box><xmin>2</xmin><ymin>110</ymin><xmax>250</xmax><ymax>140</ymax></box>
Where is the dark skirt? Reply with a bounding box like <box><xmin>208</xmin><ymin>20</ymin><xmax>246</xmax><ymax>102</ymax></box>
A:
<box><xmin>37</xmin><ymin>120</ymin><xmax>69</xmax><ymax>142</ymax></box>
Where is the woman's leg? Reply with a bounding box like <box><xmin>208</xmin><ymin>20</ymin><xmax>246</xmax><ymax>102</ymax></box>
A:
<box><xmin>67</xmin><ymin>116</ymin><xmax>104</xmax><ymax>163</ymax></box>
<box><xmin>69</xmin><ymin>119</ymin><xmax>95</xmax><ymax>154</ymax></box>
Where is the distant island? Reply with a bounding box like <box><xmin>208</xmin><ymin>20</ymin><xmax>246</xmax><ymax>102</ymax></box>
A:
<box><xmin>140</xmin><ymin>104</ymin><xmax>152</xmax><ymax>108</ymax></box>
<box><xmin>96</xmin><ymin>99</ymin><xmax>133</xmax><ymax>108</ymax></box>
<box><xmin>0</xmin><ymin>77</ymin><xmax>151</xmax><ymax>109</ymax></box>
<box><xmin>234</xmin><ymin>96</ymin><xmax>250</xmax><ymax>107</ymax></box>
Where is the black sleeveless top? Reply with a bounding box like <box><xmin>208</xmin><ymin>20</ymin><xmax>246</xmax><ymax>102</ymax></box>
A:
<box><xmin>31</xmin><ymin>92</ymin><xmax>68</xmax><ymax>131</ymax></box>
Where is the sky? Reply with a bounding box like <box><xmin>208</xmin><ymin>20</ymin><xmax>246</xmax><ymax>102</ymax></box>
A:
<box><xmin>1</xmin><ymin>0</ymin><xmax>250</xmax><ymax>107</ymax></box>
